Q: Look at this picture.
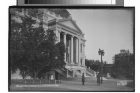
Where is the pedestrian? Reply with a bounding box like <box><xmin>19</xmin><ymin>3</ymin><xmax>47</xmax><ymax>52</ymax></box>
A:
<box><xmin>97</xmin><ymin>72</ymin><xmax>100</xmax><ymax>86</ymax></box>
<box><xmin>50</xmin><ymin>75</ymin><xmax>54</xmax><ymax>84</ymax></box>
<box><xmin>82</xmin><ymin>73</ymin><xmax>85</xmax><ymax>85</ymax></box>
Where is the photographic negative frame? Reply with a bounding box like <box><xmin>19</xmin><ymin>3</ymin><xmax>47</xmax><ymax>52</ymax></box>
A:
<box><xmin>8</xmin><ymin>5</ymin><xmax>135</xmax><ymax>92</ymax></box>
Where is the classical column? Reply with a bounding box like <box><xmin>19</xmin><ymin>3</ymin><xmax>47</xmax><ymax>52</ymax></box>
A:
<box><xmin>78</xmin><ymin>39</ymin><xmax>81</xmax><ymax>66</ymax></box>
<box><xmin>71</xmin><ymin>36</ymin><xmax>74</xmax><ymax>64</ymax></box>
<box><xmin>83</xmin><ymin>44</ymin><xmax>85</xmax><ymax>66</ymax></box>
<box><xmin>76</xmin><ymin>38</ymin><xmax>79</xmax><ymax>64</ymax></box>
<box><xmin>57</xmin><ymin>30</ymin><xmax>60</xmax><ymax>43</ymax></box>
<box><xmin>63</xmin><ymin>33</ymin><xmax>67</xmax><ymax>62</ymax></box>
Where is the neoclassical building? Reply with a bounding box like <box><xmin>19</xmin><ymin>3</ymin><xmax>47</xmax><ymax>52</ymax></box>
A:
<box><xmin>44</xmin><ymin>9</ymin><xmax>86</xmax><ymax>77</ymax></box>
<box><xmin>11</xmin><ymin>9</ymin><xmax>87</xmax><ymax>79</ymax></box>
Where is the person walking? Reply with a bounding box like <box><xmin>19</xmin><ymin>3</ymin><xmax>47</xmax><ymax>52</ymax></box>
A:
<box><xmin>97</xmin><ymin>72</ymin><xmax>101</xmax><ymax>86</ymax></box>
<box><xmin>82</xmin><ymin>73</ymin><xmax>85</xmax><ymax>85</ymax></box>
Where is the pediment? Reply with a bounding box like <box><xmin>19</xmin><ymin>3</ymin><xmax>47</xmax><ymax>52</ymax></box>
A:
<box><xmin>57</xmin><ymin>19</ymin><xmax>82</xmax><ymax>34</ymax></box>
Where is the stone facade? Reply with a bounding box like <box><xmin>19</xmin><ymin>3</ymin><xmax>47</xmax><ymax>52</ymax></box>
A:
<box><xmin>42</xmin><ymin>9</ymin><xmax>86</xmax><ymax>77</ymax></box>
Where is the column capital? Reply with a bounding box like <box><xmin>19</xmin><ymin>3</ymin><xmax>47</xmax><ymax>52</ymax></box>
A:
<box><xmin>63</xmin><ymin>32</ymin><xmax>67</xmax><ymax>35</ymax></box>
<box><xmin>71</xmin><ymin>35</ymin><xmax>74</xmax><ymax>38</ymax></box>
<box><xmin>58</xmin><ymin>30</ymin><xmax>61</xmax><ymax>33</ymax></box>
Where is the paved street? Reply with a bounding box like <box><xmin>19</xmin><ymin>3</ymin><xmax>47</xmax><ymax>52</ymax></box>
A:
<box><xmin>10</xmin><ymin>78</ymin><xmax>134</xmax><ymax>92</ymax></box>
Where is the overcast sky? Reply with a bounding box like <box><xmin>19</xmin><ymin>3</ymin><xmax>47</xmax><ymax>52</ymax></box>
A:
<box><xmin>68</xmin><ymin>9</ymin><xmax>133</xmax><ymax>64</ymax></box>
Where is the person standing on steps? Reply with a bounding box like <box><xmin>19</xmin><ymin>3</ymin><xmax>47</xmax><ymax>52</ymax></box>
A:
<box><xmin>82</xmin><ymin>73</ymin><xmax>85</xmax><ymax>85</ymax></box>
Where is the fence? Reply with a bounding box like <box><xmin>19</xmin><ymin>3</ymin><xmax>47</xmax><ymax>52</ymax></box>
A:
<box><xmin>11</xmin><ymin>79</ymin><xmax>61</xmax><ymax>85</ymax></box>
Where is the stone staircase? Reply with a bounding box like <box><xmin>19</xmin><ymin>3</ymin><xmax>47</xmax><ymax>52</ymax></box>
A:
<box><xmin>85</xmin><ymin>68</ymin><xmax>97</xmax><ymax>80</ymax></box>
<box><xmin>55</xmin><ymin>66</ymin><xmax>97</xmax><ymax>80</ymax></box>
<box><xmin>74</xmin><ymin>70</ymin><xmax>82</xmax><ymax>78</ymax></box>
<box><xmin>54</xmin><ymin>68</ymin><xmax>67</xmax><ymax>78</ymax></box>
<box><xmin>86</xmin><ymin>68</ymin><xmax>95</xmax><ymax>75</ymax></box>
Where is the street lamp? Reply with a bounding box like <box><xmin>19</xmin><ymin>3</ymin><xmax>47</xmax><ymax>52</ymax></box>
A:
<box><xmin>98</xmin><ymin>48</ymin><xmax>105</xmax><ymax>84</ymax></box>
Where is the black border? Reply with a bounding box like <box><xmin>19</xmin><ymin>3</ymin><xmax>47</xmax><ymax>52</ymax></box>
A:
<box><xmin>8</xmin><ymin>7</ymin><xmax>11</xmax><ymax>92</ymax></box>
<box><xmin>8</xmin><ymin>6</ymin><xmax>135</xmax><ymax>92</ymax></box>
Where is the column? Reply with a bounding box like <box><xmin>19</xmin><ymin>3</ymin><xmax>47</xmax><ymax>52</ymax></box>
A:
<box><xmin>78</xmin><ymin>39</ymin><xmax>81</xmax><ymax>66</ymax></box>
<box><xmin>63</xmin><ymin>33</ymin><xmax>66</xmax><ymax>62</ymax></box>
<box><xmin>57</xmin><ymin>30</ymin><xmax>60</xmax><ymax>43</ymax></box>
<box><xmin>76</xmin><ymin>38</ymin><xmax>79</xmax><ymax>64</ymax></box>
<box><xmin>83</xmin><ymin>44</ymin><xmax>85</xmax><ymax>66</ymax></box>
<box><xmin>71</xmin><ymin>36</ymin><xmax>74</xmax><ymax>64</ymax></box>
<box><xmin>81</xmin><ymin>44</ymin><xmax>83</xmax><ymax>66</ymax></box>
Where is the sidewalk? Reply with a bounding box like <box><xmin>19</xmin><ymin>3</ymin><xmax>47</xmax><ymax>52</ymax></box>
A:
<box><xmin>10</xmin><ymin>79</ymin><xmax>134</xmax><ymax>92</ymax></box>
<box><xmin>58</xmin><ymin>79</ymin><xmax>133</xmax><ymax>91</ymax></box>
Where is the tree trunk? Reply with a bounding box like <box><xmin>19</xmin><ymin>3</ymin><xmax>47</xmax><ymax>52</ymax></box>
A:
<box><xmin>100</xmin><ymin>55</ymin><xmax>103</xmax><ymax>84</ymax></box>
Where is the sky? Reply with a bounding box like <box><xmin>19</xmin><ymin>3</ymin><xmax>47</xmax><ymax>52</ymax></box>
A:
<box><xmin>68</xmin><ymin>9</ymin><xmax>134</xmax><ymax>64</ymax></box>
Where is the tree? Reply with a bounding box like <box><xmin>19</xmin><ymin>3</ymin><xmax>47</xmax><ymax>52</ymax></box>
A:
<box><xmin>85</xmin><ymin>59</ymin><xmax>93</xmax><ymax>68</ymax></box>
<box><xmin>98</xmin><ymin>49</ymin><xmax>105</xmax><ymax>83</ymax></box>
<box><xmin>91</xmin><ymin>60</ymin><xmax>101</xmax><ymax>72</ymax></box>
<box><xmin>10</xmin><ymin>8</ymin><xmax>66</xmax><ymax>79</ymax></box>
<box><xmin>55</xmin><ymin>41</ymin><xmax>66</xmax><ymax>68</ymax></box>
<box><xmin>10</xmin><ymin>8</ymin><xmax>47</xmax><ymax>79</ymax></box>
<box><xmin>98</xmin><ymin>49</ymin><xmax>105</xmax><ymax>64</ymax></box>
<box><xmin>10</xmin><ymin>9</ymin><xmax>46</xmax><ymax>79</ymax></box>
<box><xmin>85</xmin><ymin>59</ymin><xmax>104</xmax><ymax>72</ymax></box>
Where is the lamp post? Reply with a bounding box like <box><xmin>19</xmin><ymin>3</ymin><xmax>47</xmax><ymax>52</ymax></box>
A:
<box><xmin>98</xmin><ymin>48</ymin><xmax>105</xmax><ymax>84</ymax></box>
